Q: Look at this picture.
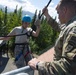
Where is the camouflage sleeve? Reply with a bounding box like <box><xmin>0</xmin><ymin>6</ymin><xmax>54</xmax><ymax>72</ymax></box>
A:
<box><xmin>62</xmin><ymin>26</ymin><xmax>76</xmax><ymax>61</ymax></box>
<box><xmin>48</xmin><ymin>17</ymin><xmax>61</xmax><ymax>32</ymax></box>
<box><xmin>37</xmin><ymin>27</ymin><xmax>76</xmax><ymax>75</ymax></box>
<box><xmin>37</xmin><ymin>61</ymin><xmax>52</xmax><ymax>75</ymax></box>
<box><xmin>37</xmin><ymin>60</ymin><xmax>71</xmax><ymax>75</ymax></box>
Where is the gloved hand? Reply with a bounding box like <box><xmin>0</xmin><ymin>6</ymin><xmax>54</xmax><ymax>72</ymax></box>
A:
<box><xmin>34</xmin><ymin>19</ymin><xmax>41</xmax><ymax>28</ymax></box>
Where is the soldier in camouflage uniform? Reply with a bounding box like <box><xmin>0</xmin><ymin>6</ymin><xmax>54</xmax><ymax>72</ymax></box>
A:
<box><xmin>28</xmin><ymin>0</ymin><xmax>76</xmax><ymax>75</ymax></box>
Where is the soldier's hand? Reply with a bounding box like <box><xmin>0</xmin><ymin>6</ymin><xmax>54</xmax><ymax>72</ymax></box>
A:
<box><xmin>42</xmin><ymin>6</ymin><xmax>49</xmax><ymax>17</ymax></box>
<box><xmin>28</xmin><ymin>58</ymin><xmax>40</xmax><ymax>70</ymax></box>
<box><xmin>42</xmin><ymin>6</ymin><xmax>50</xmax><ymax>21</ymax></box>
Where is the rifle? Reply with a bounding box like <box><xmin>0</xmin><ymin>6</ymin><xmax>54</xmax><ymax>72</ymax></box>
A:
<box><xmin>39</xmin><ymin>0</ymin><xmax>52</xmax><ymax>19</ymax></box>
<box><xmin>31</xmin><ymin>0</ymin><xmax>52</xmax><ymax>31</ymax></box>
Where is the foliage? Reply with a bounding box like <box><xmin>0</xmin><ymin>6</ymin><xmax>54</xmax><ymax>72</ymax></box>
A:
<box><xmin>31</xmin><ymin>18</ymin><xmax>58</xmax><ymax>53</ymax></box>
<box><xmin>30</xmin><ymin>11</ymin><xmax>59</xmax><ymax>53</ymax></box>
<box><xmin>0</xmin><ymin>7</ymin><xmax>59</xmax><ymax>55</ymax></box>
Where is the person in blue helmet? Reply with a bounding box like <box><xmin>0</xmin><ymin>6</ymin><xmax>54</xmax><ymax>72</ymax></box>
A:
<box><xmin>0</xmin><ymin>15</ymin><xmax>40</xmax><ymax>68</ymax></box>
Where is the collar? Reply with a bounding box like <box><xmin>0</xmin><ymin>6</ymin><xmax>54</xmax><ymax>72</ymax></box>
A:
<box><xmin>66</xmin><ymin>16</ymin><xmax>76</xmax><ymax>26</ymax></box>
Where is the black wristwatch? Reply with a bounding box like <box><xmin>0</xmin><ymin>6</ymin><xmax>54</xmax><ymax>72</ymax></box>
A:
<box><xmin>36</xmin><ymin>62</ymin><xmax>40</xmax><ymax>70</ymax></box>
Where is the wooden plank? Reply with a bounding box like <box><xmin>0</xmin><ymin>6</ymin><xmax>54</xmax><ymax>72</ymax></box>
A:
<box><xmin>38</xmin><ymin>47</ymin><xmax>54</xmax><ymax>62</ymax></box>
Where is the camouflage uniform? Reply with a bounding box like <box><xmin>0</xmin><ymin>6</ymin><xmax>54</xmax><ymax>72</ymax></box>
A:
<box><xmin>9</xmin><ymin>26</ymin><xmax>33</xmax><ymax>68</ymax></box>
<box><xmin>37</xmin><ymin>16</ymin><xmax>76</xmax><ymax>75</ymax></box>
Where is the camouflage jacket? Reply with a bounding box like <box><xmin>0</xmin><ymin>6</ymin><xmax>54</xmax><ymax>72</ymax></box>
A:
<box><xmin>37</xmin><ymin>16</ymin><xmax>76</xmax><ymax>75</ymax></box>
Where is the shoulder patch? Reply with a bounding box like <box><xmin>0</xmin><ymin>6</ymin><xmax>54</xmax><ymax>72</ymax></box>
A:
<box><xmin>65</xmin><ymin>36</ymin><xmax>76</xmax><ymax>52</ymax></box>
<box><xmin>65</xmin><ymin>44</ymin><xmax>74</xmax><ymax>52</ymax></box>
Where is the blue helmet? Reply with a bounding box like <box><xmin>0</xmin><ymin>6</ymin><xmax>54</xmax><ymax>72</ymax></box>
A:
<box><xmin>22</xmin><ymin>15</ymin><xmax>32</xmax><ymax>23</ymax></box>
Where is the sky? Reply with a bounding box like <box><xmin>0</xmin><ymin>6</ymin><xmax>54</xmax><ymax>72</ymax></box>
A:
<box><xmin>0</xmin><ymin>0</ymin><xmax>59</xmax><ymax>19</ymax></box>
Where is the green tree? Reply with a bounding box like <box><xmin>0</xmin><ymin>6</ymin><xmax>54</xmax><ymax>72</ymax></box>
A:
<box><xmin>0</xmin><ymin>6</ymin><xmax>58</xmax><ymax>55</ymax></box>
<box><xmin>31</xmin><ymin>9</ymin><xmax>37</xmax><ymax>31</ymax></box>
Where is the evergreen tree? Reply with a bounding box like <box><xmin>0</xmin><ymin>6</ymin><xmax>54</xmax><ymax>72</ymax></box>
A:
<box><xmin>31</xmin><ymin>9</ymin><xmax>37</xmax><ymax>31</ymax></box>
<box><xmin>0</xmin><ymin>6</ymin><xmax>58</xmax><ymax>54</ymax></box>
<box><xmin>4</xmin><ymin>6</ymin><xmax>8</xmax><ymax>35</ymax></box>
